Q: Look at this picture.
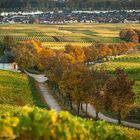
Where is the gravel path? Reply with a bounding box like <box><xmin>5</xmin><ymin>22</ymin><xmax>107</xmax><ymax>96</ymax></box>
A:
<box><xmin>26</xmin><ymin>71</ymin><xmax>140</xmax><ymax>129</ymax></box>
<box><xmin>26</xmin><ymin>72</ymin><xmax>62</xmax><ymax>112</ymax></box>
<box><xmin>82</xmin><ymin>104</ymin><xmax>140</xmax><ymax>129</ymax></box>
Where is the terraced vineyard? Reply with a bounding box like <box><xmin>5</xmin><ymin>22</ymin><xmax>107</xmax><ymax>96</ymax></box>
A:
<box><xmin>0</xmin><ymin>70</ymin><xmax>48</xmax><ymax>114</ymax></box>
<box><xmin>0</xmin><ymin>23</ymin><xmax>140</xmax><ymax>48</ymax></box>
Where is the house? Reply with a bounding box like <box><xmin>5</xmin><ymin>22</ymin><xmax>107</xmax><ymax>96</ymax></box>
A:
<box><xmin>0</xmin><ymin>52</ymin><xmax>18</xmax><ymax>71</ymax></box>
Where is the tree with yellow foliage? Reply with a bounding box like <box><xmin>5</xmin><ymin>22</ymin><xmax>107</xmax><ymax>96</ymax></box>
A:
<box><xmin>65</xmin><ymin>45</ymin><xmax>85</xmax><ymax>63</ymax></box>
<box><xmin>12</xmin><ymin>42</ymin><xmax>39</xmax><ymax>69</ymax></box>
<box><xmin>104</xmin><ymin>68</ymin><xmax>135</xmax><ymax>124</ymax></box>
<box><xmin>59</xmin><ymin>64</ymin><xmax>95</xmax><ymax>115</ymax></box>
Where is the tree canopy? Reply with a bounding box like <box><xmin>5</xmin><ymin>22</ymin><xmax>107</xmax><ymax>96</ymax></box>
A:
<box><xmin>0</xmin><ymin>0</ymin><xmax>139</xmax><ymax>11</ymax></box>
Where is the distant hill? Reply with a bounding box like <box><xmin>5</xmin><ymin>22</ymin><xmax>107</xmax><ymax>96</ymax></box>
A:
<box><xmin>0</xmin><ymin>0</ymin><xmax>139</xmax><ymax>11</ymax></box>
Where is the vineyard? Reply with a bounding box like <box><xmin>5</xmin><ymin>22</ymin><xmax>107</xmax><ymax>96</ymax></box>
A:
<box><xmin>94</xmin><ymin>51</ymin><xmax>140</xmax><ymax>104</ymax></box>
<box><xmin>0</xmin><ymin>23</ymin><xmax>140</xmax><ymax>49</ymax></box>
<box><xmin>0</xmin><ymin>106</ymin><xmax>140</xmax><ymax>140</ymax></box>
<box><xmin>92</xmin><ymin>51</ymin><xmax>140</xmax><ymax>123</ymax></box>
<box><xmin>0</xmin><ymin>70</ymin><xmax>48</xmax><ymax>114</ymax></box>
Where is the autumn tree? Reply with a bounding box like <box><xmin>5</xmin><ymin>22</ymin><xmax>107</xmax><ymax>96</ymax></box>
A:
<box><xmin>134</xmin><ymin>29</ymin><xmax>140</xmax><ymax>42</ymax></box>
<box><xmin>120</xmin><ymin>29</ymin><xmax>139</xmax><ymax>43</ymax></box>
<box><xmin>12</xmin><ymin>41</ymin><xmax>40</xmax><ymax>69</ymax></box>
<box><xmin>84</xmin><ymin>44</ymin><xmax>98</xmax><ymax>62</ymax></box>
<box><xmin>59</xmin><ymin>64</ymin><xmax>90</xmax><ymax>115</ymax></box>
<box><xmin>108</xmin><ymin>44</ymin><xmax>119</xmax><ymax>56</ymax></box>
<box><xmin>89</xmin><ymin>65</ymin><xmax>110</xmax><ymax>120</ymax></box>
<box><xmin>81</xmin><ymin>69</ymin><xmax>96</xmax><ymax>117</ymax></box>
<box><xmin>0</xmin><ymin>36</ymin><xmax>17</xmax><ymax>52</ymax></box>
<box><xmin>97</xmin><ymin>43</ymin><xmax>112</xmax><ymax>58</ymax></box>
<box><xmin>38</xmin><ymin>48</ymin><xmax>55</xmax><ymax>71</ymax></box>
<box><xmin>104</xmin><ymin>68</ymin><xmax>135</xmax><ymax>124</ymax></box>
<box><xmin>46</xmin><ymin>53</ymin><xmax>75</xmax><ymax>83</ymax></box>
<box><xmin>65</xmin><ymin>45</ymin><xmax>85</xmax><ymax>63</ymax></box>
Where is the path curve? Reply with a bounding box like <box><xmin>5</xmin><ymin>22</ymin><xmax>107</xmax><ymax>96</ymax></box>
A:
<box><xmin>82</xmin><ymin>104</ymin><xmax>140</xmax><ymax>129</ymax></box>
<box><xmin>25</xmin><ymin>72</ymin><xmax>140</xmax><ymax>129</ymax></box>
<box><xmin>26</xmin><ymin>72</ymin><xmax>62</xmax><ymax>112</ymax></box>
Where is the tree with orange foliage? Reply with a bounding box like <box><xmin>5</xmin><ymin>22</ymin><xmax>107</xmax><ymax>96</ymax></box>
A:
<box><xmin>97</xmin><ymin>43</ymin><xmax>112</xmax><ymax>58</ymax></box>
<box><xmin>38</xmin><ymin>48</ymin><xmax>55</xmax><ymax>71</ymax></box>
<box><xmin>84</xmin><ymin>44</ymin><xmax>98</xmax><ymax>62</ymax></box>
<box><xmin>46</xmin><ymin>53</ymin><xmax>75</xmax><ymax>83</ymax></box>
<box><xmin>12</xmin><ymin>43</ymin><xmax>39</xmax><ymax>69</ymax></box>
<box><xmin>12</xmin><ymin>40</ymin><xmax>48</xmax><ymax>70</ymax></box>
<box><xmin>120</xmin><ymin>29</ymin><xmax>139</xmax><ymax>43</ymax></box>
<box><xmin>104</xmin><ymin>68</ymin><xmax>135</xmax><ymax>124</ymax></box>
<box><xmin>59</xmin><ymin>64</ymin><xmax>92</xmax><ymax>115</ymax></box>
<box><xmin>88</xmin><ymin>65</ymin><xmax>110</xmax><ymax>120</ymax></box>
<box><xmin>65</xmin><ymin>45</ymin><xmax>85</xmax><ymax>63</ymax></box>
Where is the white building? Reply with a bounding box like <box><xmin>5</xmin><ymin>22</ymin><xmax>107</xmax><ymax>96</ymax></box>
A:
<box><xmin>0</xmin><ymin>53</ymin><xmax>18</xmax><ymax>71</ymax></box>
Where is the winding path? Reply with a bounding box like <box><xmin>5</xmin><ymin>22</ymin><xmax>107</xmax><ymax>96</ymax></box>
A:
<box><xmin>82</xmin><ymin>104</ymin><xmax>140</xmax><ymax>129</ymax></box>
<box><xmin>26</xmin><ymin>72</ymin><xmax>62</xmax><ymax>112</ymax></box>
<box><xmin>26</xmin><ymin>72</ymin><xmax>140</xmax><ymax>129</ymax></box>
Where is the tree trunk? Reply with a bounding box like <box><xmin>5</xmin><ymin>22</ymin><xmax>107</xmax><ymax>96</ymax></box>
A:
<box><xmin>96</xmin><ymin>111</ymin><xmax>99</xmax><ymax>120</ymax></box>
<box><xmin>69</xmin><ymin>99</ymin><xmax>73</xmax><ymax>111</ymax></box>
<box><xmin>118</xmin><ymin>110</ymin><xmax>121</xmax><ymax>124</ymax></box>
<box><xmin>77</xmin><ymin>102</ymin><xmax>80</xmax><ymax>116</ymax></box>
<box><xmin>86</xmin><ymin>103</ymin><xmax>88</xmax><ymax>118</ymax></box>
<box><xmin>81</xmin><ymin>103</ymin><xmax>83</xmax><ymax>110</ymax></box>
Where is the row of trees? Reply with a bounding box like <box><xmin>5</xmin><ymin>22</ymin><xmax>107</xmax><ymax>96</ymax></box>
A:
<box><xmin>1</xmin><ymin>37</ymin><xmax>134</xmax><ymax>124</ymax></box>
<box><xmin>120</xmin><ymin>29</ymin><xmax>140</xmax><ymax>43</ymax></box>
<box><xmin>84</xmin><ymin>42</ymin><xmax>136</xmax><ymax>62</ymax></box>
<box><xmin>45</xmin><ymin>45</ymin><xmax>135</xmax><ymax>124</ymax></box>
<box><xmin>0</xmin><ymin>0</ymin><xmax>140</xmax><ymax>11</ymax></box>
<box><xmin>11</xmin><ymin>39</ymin><xmax>136</xmax><ymax>71</ymax></box>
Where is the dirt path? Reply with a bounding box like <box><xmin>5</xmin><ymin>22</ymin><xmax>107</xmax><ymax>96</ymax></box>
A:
<box><xmin>82</xmin><ymin>104</ymin><xmax>140</xmax><ymax>129</ymax></box>
<box><xmin>26</xmin><ymin>71</ymin><xmax>140</xmax><ymax>129</ymax></box>
<box><xmin>26</xmin><ymin>72</ymin><xmax>62</xmax><ymax>112</ymax></box>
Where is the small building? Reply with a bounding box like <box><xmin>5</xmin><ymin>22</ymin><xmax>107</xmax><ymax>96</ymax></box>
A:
<box><xmin>0</xmin><ymin>53</ymin><xmax>18</xmax><ymax>71</ymax></box>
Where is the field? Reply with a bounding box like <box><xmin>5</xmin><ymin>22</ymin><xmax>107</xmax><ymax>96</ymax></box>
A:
<box><xmin>0</xmin><ymin>23</ymin><xmax>140</xmax><ymax>48</ymax></box>
<box><xmin>0</xmin><ymin>70</ymin><xmax>48</xmax><ymax>114</ymax></box>
<box><xmin>95</xmin><ymin>51</ymin><xmax>140</xmax><ymax>105</ymax></box>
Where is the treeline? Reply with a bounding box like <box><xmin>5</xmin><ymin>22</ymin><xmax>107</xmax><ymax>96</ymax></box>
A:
<box><xmin>84</xmin><ymin>42</ymin><xmax>136</xmax><ymax>62</ymax></box>
<box><xmin>0</xmin><ymin>37</ymin><xmax>137</xmax><ymax>124</ymax></box>
<box><xmin>11</xmin><ymin>41</ymin><xmax>136</xmax><ymax>70</ymax></box>
<box><xmin>12</xmin><ymin>40</ymin><xmax>136</xmax><ymax>124</ymax></box>
<box><xmin>0</xmin><ymin>36</ymin><xmax>136</xmax><ymax>70</ymax></box>
<box><xmin>43</xmin><ymin>44</ymin><xmax>135</xmax><ymax>124</ymax></box>
<box><xmin>0</xmin><ymin>0</ymin><xmax>140</xmax><ymax>11</ymax></box>
<box><xmin>120</xmin><ymin>29</ymin><xmax>140</xmax><ymax>43</ymax></box>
